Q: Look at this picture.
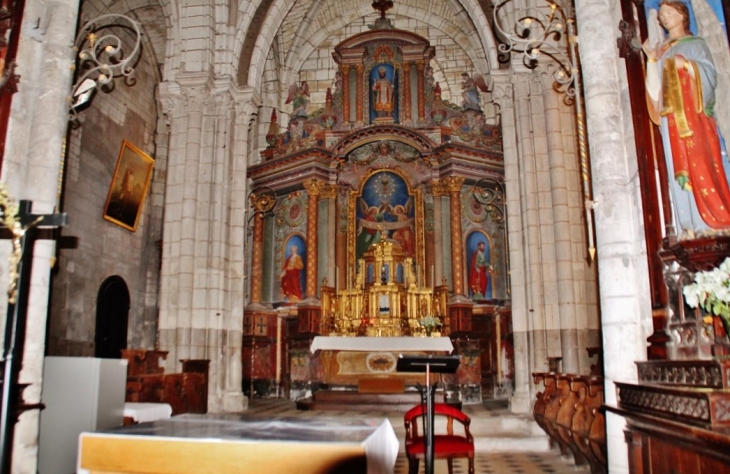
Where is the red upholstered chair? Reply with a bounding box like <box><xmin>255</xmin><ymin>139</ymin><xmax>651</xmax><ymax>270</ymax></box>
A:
<box><xmin>404</xmin><ymin>403</ymin><xmax>475</xmax><ymax>474</ymax></box>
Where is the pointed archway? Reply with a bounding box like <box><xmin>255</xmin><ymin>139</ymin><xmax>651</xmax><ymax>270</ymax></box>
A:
<box><xmin>94</xmin><ymin>276</ymin><xmax>130</xmax><ymax>359</ymax></box>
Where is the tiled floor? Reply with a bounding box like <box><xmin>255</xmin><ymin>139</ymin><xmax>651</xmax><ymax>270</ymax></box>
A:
<box><xmin>393</xmin><ymin>452</ymin><xmax>588</xmax><ymax>474</ymax></box>
<box><xmin>247</xmin><ymin>399</ymin><xmax>591</xmax><ymax>474</ymax></box>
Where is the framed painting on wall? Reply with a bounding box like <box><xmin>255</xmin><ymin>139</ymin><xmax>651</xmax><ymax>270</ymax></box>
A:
<box><xmin>102</xmin><ymin>140</ymin><xmax>154</xmax><ymax>232</ymax></box>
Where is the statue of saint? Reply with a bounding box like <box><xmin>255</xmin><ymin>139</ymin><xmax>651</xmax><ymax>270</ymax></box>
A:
<box><xmin>643</xmin><ymin>0</ymin><xmax>730</xmax><ymax>234</ymax></box>
<box><xmin>372</xmin><ymin>66</ymin><xmax>395</xmax><ymax>118</ymax></box>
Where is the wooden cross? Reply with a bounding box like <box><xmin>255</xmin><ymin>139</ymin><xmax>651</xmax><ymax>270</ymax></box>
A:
<box><xmin>0</xmin><ymin>200</ymin><xmax>67</xmax><ymax>473</ymax></box>
<box><xmin>372</xmin><ymin>0</ymin><xmax>394</xmax><ymax>19</ymax></box>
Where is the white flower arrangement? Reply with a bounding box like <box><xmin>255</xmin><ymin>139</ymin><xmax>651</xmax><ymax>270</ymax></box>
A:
<box><xmin>683</xmin><ymin>257</ymin><xmax>730</xmax><ymax>331</ymax></box>
<box><xmin>418</xmin><ymin>315</ymin><xmax>440</xmax><ymax>330</ymax></box>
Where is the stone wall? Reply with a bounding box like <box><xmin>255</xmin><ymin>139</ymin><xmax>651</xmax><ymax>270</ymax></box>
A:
<box><xmin>47</xmin><ymin>3</ymin><xmax>164</xmax><ymax>356</ymax></box>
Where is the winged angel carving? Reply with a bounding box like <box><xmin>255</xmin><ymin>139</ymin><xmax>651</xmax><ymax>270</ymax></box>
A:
<box><xmin>286</xmin><ymin>81</ymin><xmax>310</xmax><ymax>119</ymax></box>
<box><xmin>461</xmin><ymin>73</ymin><xmax>490</xmax><ymax>112</ymax></box>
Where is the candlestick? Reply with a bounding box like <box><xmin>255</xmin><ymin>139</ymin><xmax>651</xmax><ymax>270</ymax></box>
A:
<box><xmin>336</xmin><ymin>267</ymin><xmax>339</xmax><ymax>293</ymax></box>
<box><xmin>431</xmin><ymin>265</ymin><xmax>435</xmax><ymax>292</ymax></box>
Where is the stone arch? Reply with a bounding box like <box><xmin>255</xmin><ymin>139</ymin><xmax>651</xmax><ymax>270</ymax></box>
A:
<box><xmin>239</xmin><ymin>0</ymin><xmax>500</xmax><ymax>92</ymax></box>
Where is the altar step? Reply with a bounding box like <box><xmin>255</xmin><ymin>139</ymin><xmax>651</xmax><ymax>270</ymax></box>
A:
<box><xmin>295</xmin><ymin>390</ymin><xmax>461</xmax><ymax>412</ymax></box>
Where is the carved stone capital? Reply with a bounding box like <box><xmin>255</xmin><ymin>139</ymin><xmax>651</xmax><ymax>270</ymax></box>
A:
<box><xmin>231</xmin><ymin>86</ymin><xmax>262</xmax><ymax>124</ymax></box>
<box><xmin>490</xmin><ymin>74</ymin><xmax>514</xmax><ymax>109</ymax></box>
<box><xmin>158</xmin><ymin>76</ymin><xmax>212</xmax><ymax>118</ymax></box>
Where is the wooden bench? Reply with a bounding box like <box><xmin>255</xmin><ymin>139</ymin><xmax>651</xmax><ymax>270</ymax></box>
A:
<box><xmin>533</xmin><ymin>371</ymin><xmax>607</xmax><ymax>473</ymax></box>
<box><xmin>121</xmin><ymin>349</ymin><xmax>209</xmax><ymax>415</ymax></box>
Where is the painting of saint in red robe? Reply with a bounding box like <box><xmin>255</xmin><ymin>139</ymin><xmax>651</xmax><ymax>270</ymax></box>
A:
<box><xmin>281</xmin><ymin>237</ymin><xmax>306</xmax><ymax>301</ymax></box>
<box><xmin>467</xmin><ymin>233</ymin><xmax>492</xmax><ymax>301</ymax></box>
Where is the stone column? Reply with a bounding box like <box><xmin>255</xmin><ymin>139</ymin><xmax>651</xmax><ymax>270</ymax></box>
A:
<box><xmin>1</xmin><ymin>0</ymin><xmax>80</xmax><ymax>470</ymax></box>
<box><xmin>158</xmin><ymin>76</ymin><xmax>210</xmax><ymax>368</ymax></box>
<box><xmin>416</xmin><ymin>61</ymin><xmax>425</xmax><ymax>122</ymax></box>
<box><xmin>159</xmin><ymin>76</ymin><xmax>260</xmax><ymax>414</ymax></box>
<box><xmin>303</xmin><ymin>179</ymin><xmax>323</xmax><ymax>299</ymax></box>
<box><xmin>542</xmin><ymin>76</ymin><xmax>579</xmax><ymax>373</ymax></box>
<box><xmin>575</xmin><ymin>1</ymin><xmax>653</xmax><ymax>472</ymax></box>
<box><xmin>403</xmin><ymin>62</ymin><xmax>412</xmax><ymax>124</ymax></box>
<box><xmin>444</xmin><ymin>176</ymin><xmax>466</xmax><ymax>296</ymax></box>
<box><xmin>341</xmin><ymin>65</ymin><xmax>350</xmax><ymax>124</ymax></box>
<box><xmin>228</xmin><ymin>86</ymin><xmax>261</xmax><ymax>412</ymax></box>
<box><xmin>492</xmin><ymin>72</ymin><xmax>532</xmax><ymax>413</ymax></box>
<box><xmin>355</xmin><ymin>65</ymin><xmax>364</xmax><ymax>125</ymax></box>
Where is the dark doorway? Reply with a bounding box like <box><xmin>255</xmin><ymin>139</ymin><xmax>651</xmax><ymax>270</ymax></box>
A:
<box><xmin>94</xmin><ymin>276</ymin><xmax>130</xmax><ymax>358</ymax></box>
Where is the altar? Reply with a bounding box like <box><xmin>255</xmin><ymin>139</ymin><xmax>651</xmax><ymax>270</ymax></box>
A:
<box><xmin>310</xmin><ymin>336</ymin><xmax>453</xmax><ymax>388</ymax></box>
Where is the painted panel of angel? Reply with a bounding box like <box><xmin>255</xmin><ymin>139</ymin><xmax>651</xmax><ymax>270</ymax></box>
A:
<box><xmin>643</xmin><ymin>0</ymin><xmax>730</xmax><ymax>236</ymax></box>
<box><xmin>355</xmin><ymin>171</ymin><xmax>415</xmax><ymax>259</ymax></box>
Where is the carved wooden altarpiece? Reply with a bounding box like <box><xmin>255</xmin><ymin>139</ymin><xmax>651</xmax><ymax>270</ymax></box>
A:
<box><xmin>244</xmin><ymin>16</ymin><xmax>509</xmax><ymax>404</ymax></box>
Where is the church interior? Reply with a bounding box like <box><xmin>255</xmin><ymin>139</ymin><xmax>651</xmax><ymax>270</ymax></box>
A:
<box><xmin>1</xmin><ymin>0</ymin><xmax>730</xmax><ymax>472</ymax></box>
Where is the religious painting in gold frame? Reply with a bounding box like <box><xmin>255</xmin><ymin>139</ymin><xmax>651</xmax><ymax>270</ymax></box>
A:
<box><xmin>102</xmin><ymin>140</ymin><xmax>154</xmax><ymax>232</ymax></box>
<box><xmin>347</xmin><ymin>167</ymin><xmax>425</xmax><ymax>281</ymax></box>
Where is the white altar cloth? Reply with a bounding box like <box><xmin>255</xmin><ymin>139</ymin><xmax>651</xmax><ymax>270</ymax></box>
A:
<box><xmin>123</xmin><ymin>402</ymin><xmax>173</xmax><ymax>424</ymax></box>
<box><xmin>310</xmin><ymin>336</ymin><xmax>453</xmax><ymax>353</ymax></box>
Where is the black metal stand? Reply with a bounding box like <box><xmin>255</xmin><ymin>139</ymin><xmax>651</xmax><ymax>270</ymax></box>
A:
<box><xmin>397</xmin><ymin>354</ymin><xmax>460</xmax><ymax>474</ymax></box>
<box><xmin>0</xmin><ymin>201</ymin><xmax>66</xmax><ymax>473</ymax></box>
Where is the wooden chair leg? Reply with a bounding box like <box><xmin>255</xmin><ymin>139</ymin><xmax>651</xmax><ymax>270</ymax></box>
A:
<box><xmin>408</xmin><ymin>457</ymin><xmax>418</xmax><ymax>474</ymax></box>
<box><xmin>447</xmin><ymin>458</ymin><xmax>454</xmax><ymax>474</ymax></box>
<box><xmin>468</xmin><ymin>456</ymin><xmax>475</xmax><ymax>474</ymax></box>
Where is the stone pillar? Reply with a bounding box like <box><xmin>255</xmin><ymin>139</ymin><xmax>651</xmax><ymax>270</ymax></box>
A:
<box><xmin>403</xmin><ymin>62</ymin><xmax>412</xmax><ymax>124</ymax></box>
<box><xmin>444</xmin><ymin>176</ymin><xmax>466</xmax><ymax>296</ymax></box>
<box><xmin>492</xmin><ymin>73</ymin><xmax>532</xmax><ymax>413</ymax></box>
<box><xmin>355</xmin><ymin>65</ymin><xmax>364</xmax><ymax>125</ymax></box>
<box><xmin>158</xmin><ymin>76</ymin><xmax>260</xmax><ymax>413</ymax></box>
<box><xmin>226</xmin><ymin>86</ymin><xmax>260</xmax><ymax>412</ymax></box>
<box><xmin>158</xmin><ymin>76</ymin><xmax>210</xmax><ymax>368</ymax></box>
<box><xmin>303</xmin><ymin>179</ymin><xmax>322</xmax><ymax>299</ymax></box>
<box><xmin>575</xmin><ymin>1</ymin><xmax>653</xmax><ymax>472</ymax></box>
<box><xmin>542</xmin><ymin>76</ymin><xmax>579</xmax><ymax>373</ymax></box>
<box><xmin>512</xmin><ymin>74</ymin><xmax>551</xmax><ymax>372</ymax></box>
<box><xmin>1</xmin><ymin>0</ymin><xmax>80</xmax><ymax>470</ymax></box>
<box><xmin>416</xmin><ymin>61</ymin><xmax>425</xmax><ymax>122</ymax></box>
<box><xmin>341</xmin><ymin>65</ymin><xmax>350</xmax><ymax>124</ymax></box>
